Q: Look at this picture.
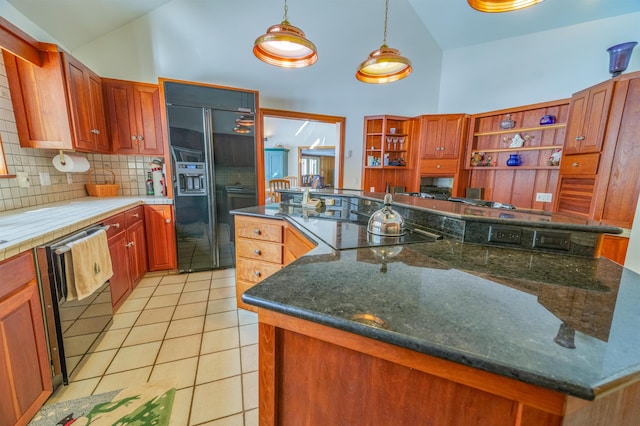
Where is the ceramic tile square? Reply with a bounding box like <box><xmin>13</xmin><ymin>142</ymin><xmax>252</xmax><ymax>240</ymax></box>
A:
<box><xmin>245</xmin><ymin>409</ymin><xmax>259</xmax><ymax>426</ymax></box>
<box><xmin>242</xmin><ymin>371</ymin><xmax>258</xmax><ymax>410</ymax></box>
<box><xmin>46</xmin><ymin>378</ymin><xmax>100</xmax><ymax>404</ymax></box>
<box><xmin>64</xmin><ymin>316</ymin><xmax>111</xmax><ymax>337</ymax></box>
<box><xmin>183</xmin><ymin>280</ymin><xmax>211</xmax><ymax>292</ymax></box>
<box><xmin>196</xmin><ymin>348</ymin><xmax>241</xmax><ymax>385</ymax></box>
<box><xmin>94</xmin><ymin>367</ymin><xmax>153</xmax><ymax>394</ymax></box>
<box><xmin>186</xmin><ymin>270</ymin><xmax>213</xmax><ymax>282</ymax></box>
<box><xmin>207</xmin><ymin>297</ymin><xmax>237</xmax><ymax>314</ymax></box>
<box><xmin>137</xmin><ymin>276</ymin><xmax>162</xmax><ymax>288</ymax></box>
<box><xmin>70</xmin><ymin>349</ymin><xmax>117</xmax><ymax>381</ymax></box>
<box><xmin>153</xmin><ymin>283</ymin><xmax>184</xmax><ymax>296</ymax></box>
<box><xmin>123</xmin><ymin>321</ymin><xmax>169</xmax><ymax>346</ymax></box>
<box><xmin>135</xmin><ymin>306</ymin><xmax>175</xmax><ymax>326</ymax></box>
<box><xmin>205</xmin><ymin>413</ymin><xmax>245</xmax><ymax>425</ymax></box>
<box><xmin>109</xmin><ymin>311</ymin><xmax>140</xmax><ymax>329</ymax></box>
<box><xmin>169</xmin><ymin>387</ymin><xmax>193</xmax><ymax>426</ymax></box>
<box><xmin>173</xmin><ymin>301</ymin><xmax>208</xmax><ymax>320</ymax></box>
<box><xmin>146</xmin><ymin>293</ymin><xmax>181</xmax><ymax>309</ymax></box>
<box><xmin>150</xmin><ymin>356</ymin><xmax>198</xmax><ymax>390</ymax></box>
<box><xmin>212</xmin><ymin>269</ymin><xmax>236</xmax><ymax>279</ymax></box>
<box><xmin>165</xmin><ymin>316</ymin><xmax>205</xmax><ymax>339</ymax></box>
<box><xmin>238</xmin><ymin>309</ymin><xmax>258</xmax><ymax>326</ymax></box>
<box><xmin>117</xmin><ymin>296</ymin><xmax>149</xmax><ymax>313</ymax></box>
<box><xmin>79</xmin><ymin>302</ymin><xmax>113</xmax><ymax>318</ymax></box>
<box><xmin>89</xmin><ymin>328</ymin><xmax>129</xmax><ymax>352</ymax></box>
<box><xmin>204</xmin><ymin>311</ymin><xmax>239</xmax><ymax>332</ymax></box>
<box><xmin>211</xmin><ymin>276</ymin><xmax>235</xmax><ymax>289</ymax></box>
<box><xmin>209</xmin><ymin>286</ymin><xmax>235</xmax><ymax>300</ymax></box>
<box><xmin>239</xmin><ymin>323</ymin><xmax>258</xmax><ymax>347</ymax></box>
<box><xmin>157</xmin><ymin>334</ymin><xmax>202</xmax><ymax>364</ymax></box>
<box><xmin>129</xmin><ymin>286</ymin><xmax>155</xmax><ymax>299</ymax></box>
<box><xmin>64</xmin><ymin>333</ymin><xmax>100</xmax><ymax>357</ymax></box>
<box><xmin>201</xmin><ymin>327</ymin><xmax>239</xmax><ymax>355</ymax></box>
<box><xmin>190</xmin><ymin>376</ymin><xmax>243</xmax><ymax>424</ymax></box>
<box><xmin>106</xmin><ymin>341</ymin><xmax>161</xmax><ymax>374</ymax></box>
<box><xmin>179</xmin><ymin>289</ymin><xmax>209</xmax><ymax>305</ymax></box>
<box><xmin>160</xmin><ymin>274</ymin><xmax>188</xmax><ymax>285</ymax></box>
<box><xmin>241</xmin><ymin>344</ymin><xmax>258</xmax><ymax>373</ymax></box>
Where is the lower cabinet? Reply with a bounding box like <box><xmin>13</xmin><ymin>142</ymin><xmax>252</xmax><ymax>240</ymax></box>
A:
<box><xmin>234</xmin><ymin>215</ymin><xmax>315</xmax><ymax>311</ymax></box>
<box><xmin>0</xmin><ymin>252</ymin><xmax>52</xmax><ymax>426</ymax></box>
<box><xmin>144</xmin><ymin>205</ymin><xmax>177</xmax><ymax>271</ymax></box>
<box><xmin>104</xmin><ymin>206</ymin><xmax>148</xmax><ymax>310</ymax></box>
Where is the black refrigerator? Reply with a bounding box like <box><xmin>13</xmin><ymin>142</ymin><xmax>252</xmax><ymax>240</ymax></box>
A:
<box><xmin>164</xmin><ymin>82</ymin><xmax>258</xmax><ymax>272</ymax></box>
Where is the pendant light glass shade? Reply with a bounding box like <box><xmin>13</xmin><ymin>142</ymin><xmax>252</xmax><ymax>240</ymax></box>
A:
<box><xmin>254</xmin><ymin>1</ymin><xmax>317</xmax><ymax>68</ymax></box>
<box><xmin>467</xmin><ymin>0</ymin><xmax>543</xmax><ymax>13</ymax></box>
<box><xmin>235</xmin><ymin>115</ymin><xmax>255</xmax><ymax>126</ymax></box>
<box><xmin>233</xmin><ymin>125</ymin><xmax>252</xmax><ymax>134</ymax></box>
<box><xmin>356</xmin><ymin>0</ymin><xmax>412</xmax><ymax>84</ymax></box>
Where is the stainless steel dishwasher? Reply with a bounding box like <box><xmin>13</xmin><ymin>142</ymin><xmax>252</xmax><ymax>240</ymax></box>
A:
<box><xmin>34</xmin><ymin>224</ymin><xmax>113</xmax><ymax>389</ymax></box>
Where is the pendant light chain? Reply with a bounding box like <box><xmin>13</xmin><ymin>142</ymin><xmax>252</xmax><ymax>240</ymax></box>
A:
<box><xmin>283</xmin><ymin>0</ymin><xmax>289</xmax><ymax>23</ymax></box>
<box><xmin>382</xmin><ymin>0</ymin><xmax>389</xmax><ymax>46</ymax></box>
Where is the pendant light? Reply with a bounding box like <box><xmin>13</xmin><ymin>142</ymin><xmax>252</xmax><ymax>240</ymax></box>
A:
<box><xmin>356</xmin><ymin>0</ymin><xmax>412</xmax><ymax>84</ymax></box>
<box><xmin>233</xmin><ymin>125</ymin><xmax>252</xmax><ymax>134</ymax></box>
<box><xmin>253</xmin><ymin>0</ymin><xmax>317</xmax><ymax>68</ymax></box>
<box><xmin>235</xmin><ymin>115</ymin><xmax>255</xmax><ymax>126</ymax></box>
<box><xmin>467</xmin><ymin>0</ymin><xmax>543</xmax><ymax>13</ymax></box>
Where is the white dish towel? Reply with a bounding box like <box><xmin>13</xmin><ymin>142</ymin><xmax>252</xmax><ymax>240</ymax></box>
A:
<box><xmin>65</xmin><ymin>229</ymin><xmax>114</xmax><ymax>301</ymax></box>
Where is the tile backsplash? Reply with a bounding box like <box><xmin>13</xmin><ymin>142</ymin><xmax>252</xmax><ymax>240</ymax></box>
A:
<box><xmin>0</xmin><ymin>53</ymin><xmax>159</xmax><ymax>212</ymax></box>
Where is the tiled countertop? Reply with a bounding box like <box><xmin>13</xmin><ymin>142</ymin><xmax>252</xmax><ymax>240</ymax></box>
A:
<box><xmin>235</xmin><ymin>206</ymin><xmax>640</xmax><ymax>401</ymax></box>
<box><xmin>0</xmin><ymin>196</ymin><xmax>172</xmax><ymax>261</ymax></box>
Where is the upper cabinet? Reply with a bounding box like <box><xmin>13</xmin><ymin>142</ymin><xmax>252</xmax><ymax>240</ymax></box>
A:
<box><xmin>563</xmin><ymin>80</ymin><xmax>614</xmax><ymax>155</ymax></box>
<box><xmin>103</xmin><ymin>78</ymin><xmax>165</xmax><ymax>155</ymax></box>
<box><xmin>2</xmin><ymin>46</ymin><xmax>110</xmax><ymax>153</ymax></box>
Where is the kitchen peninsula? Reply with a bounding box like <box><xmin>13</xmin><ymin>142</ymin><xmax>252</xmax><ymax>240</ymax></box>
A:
<box><xmin>233</xmin><ymin>191</ymin><xmax>640</xmax><ymax>425</ymax></box>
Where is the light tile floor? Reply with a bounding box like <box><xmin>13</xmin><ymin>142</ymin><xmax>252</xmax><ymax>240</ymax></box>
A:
<box><xmin>45</xmin><ymin>268</ymin><xmax>259</xmax><ymax>425</ymax></box>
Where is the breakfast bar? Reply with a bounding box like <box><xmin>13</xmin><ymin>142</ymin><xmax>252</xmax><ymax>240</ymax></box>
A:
<box><xmin>234</xmin><ymin>193</ymin><xmax>640</xmax><ymax>425</ymax></box>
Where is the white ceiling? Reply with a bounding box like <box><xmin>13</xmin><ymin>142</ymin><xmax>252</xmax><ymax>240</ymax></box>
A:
<box><xmin>9</xmin><ymin>0</ymin><xmax>640</xmax><ymax>51</ymax></box>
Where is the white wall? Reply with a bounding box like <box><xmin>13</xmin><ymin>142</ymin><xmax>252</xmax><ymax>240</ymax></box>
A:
<box><xmin>440</xmin><ymin>12</ymin><xmax>640</xmax><ymax>113</ymax></box>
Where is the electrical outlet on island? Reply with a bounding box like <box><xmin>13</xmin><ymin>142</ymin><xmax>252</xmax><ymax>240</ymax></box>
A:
<box><xmin>536</xmin><ymin>192</ymin><xmax>553</xmax><ymax>202</ymax></box>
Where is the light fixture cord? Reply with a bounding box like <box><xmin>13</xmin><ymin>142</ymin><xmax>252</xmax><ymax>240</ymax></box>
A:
<box><xmin>382</xmin><ymin>0</ymin><xmax>389</xmax><ymax>46</ymax></box>
<box><xmin>283</xmin><ymin>0</ymin><xmax>289</xmax><ymax>22</ymax></box>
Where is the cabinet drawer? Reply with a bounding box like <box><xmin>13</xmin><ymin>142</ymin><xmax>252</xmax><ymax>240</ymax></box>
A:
<box><xmin>236</xmin><ymin>279</ymin><xmax>258</xmax><ymax>312</ymax></box>
<box><xmin>419</xmin><ymin>159</ymin><xmax>458</xmax><ymax>174</ymax></box>
<box><xmin>103</xmin><ymin>213</ymin><xmax>125</xmax><ymax>238</ymax></box>
<box><xmin>236</xmin><ymin>258</ymin><xmax>281</xmax><ymax>283</ymax></box>
<box><xmin>125</xmin><ymin>206</ymin><xmax>144</xmax><ymax>227</ymax></box>
<box><xmin>235</xmin><ymin>217</ymin><xmax>283</xmax><ymax>243</ymax></box>
<box><xmin>0</xmin><ymin>252</ymin><xmax>36</xmax><ymax>300</ymax></box>
<box><xmin>559</xmin><ymin>153</ymin><xmax>599</xmax><ymax>175</ymax></box>
<box><xmin>237</xmin><ymin>238</ymin><xmax>282</xmax><ymax>263</ymax></box>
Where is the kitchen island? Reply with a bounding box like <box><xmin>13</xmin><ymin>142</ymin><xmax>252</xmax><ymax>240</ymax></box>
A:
<box><xmin>234</xmin><ymin>197</ymin><xmax>640</xmax><ymax>425</ymax></box>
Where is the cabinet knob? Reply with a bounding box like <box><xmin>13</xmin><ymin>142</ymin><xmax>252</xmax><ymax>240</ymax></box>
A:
<box><xmin>436</xmin><ymin>164</ymin><xmax>441</xmax><ymax>169</ymax></box>
<box><xmin>133</xmin><ymin>213</ymin><xmax>139</xmax><ymax>218</ymax></box>
<box><xmin>254</xmin><ymin>249</ymin><xmax>261</xmax><ymax>255</ymax></box>
<box><xmin>131</xmin><ymin>135</ymin><xmax>137</xmax><ymax>140</ymax></box>
<box><xmin>138</xmin><ymin>135</ymin><xmax>144</xmax><ymax>141</ymax></box>
<box><xmin>91</xmin><ymin>129</ymin><xmax>101</xmax><ymax>135</ymax></box>
<box><xmin>113</xmin><ymin>223</ymin><xmax>121</xmax><ymax>228</ymax></box>
<box><xmin>575</xmin><ymin>136</ymin><xmax>585</xmax><ymax>141</ymax></box>
<box><xmin>165</xmin><ymin>219</ymin><xmax>171</xmax><ymax>224</ymax></box>
<box><xmin>254</xmin><ymin>229</ymin><xmax>260</xmax><ymax>235</ymax></box>
<box><xmin>254</xmin><ymin>271</ymin><xmax>261</xmax><ymax>277</ymax></box>
<box><xmin>572</xmin><ymin>162</ymin><xmax>580</xmax><ymax>167</ymax></box>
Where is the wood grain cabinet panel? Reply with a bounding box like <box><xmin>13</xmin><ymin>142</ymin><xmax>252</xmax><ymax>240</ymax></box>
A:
<box><xmin>144</xmin><ymin>205</ymin><xmax>177</xmax><ymax>271</ymax></box>
<box><xmin>103</xmin><ymin>78</ymin><xmax>164</xmax><ymax>155</ymax></box>
<box><xmin>283</xmin><ymin>225</ymin><xmax>315</xmax><ymax>264</ymax></box>
<box><xmin>0</xmin><ymin>252</ymin><xmax>52</xmax><ymax>426</ymax></box>
<box><xmin>558</xmin><ymin>153</ymin><xmax>599</xmax><ymax>175</ymax></box>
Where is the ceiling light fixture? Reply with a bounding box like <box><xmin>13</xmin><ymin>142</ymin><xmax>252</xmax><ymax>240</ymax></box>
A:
<box><xmin>233</xmin><ymin>125</ymin><xmax>252</xmax><ymax>134</ymax></box>
<box><xmin>253</xmin><ymin>0</ymin><xmax>317</xmax><ymax>68</ymax></box>
<box><xmin>235</xmin><ymin>115</ymin><xmax>255</xmax><ymax>126</ymax></box>
<box><xmin>356</xmin><ymin>0</ymin><xmax>412</xmax><ymax>84</ymax></box>
<box><xmin>467</xmin><ymin>0</ymin><xmax>543</xmax><ymax>13</ymax></box>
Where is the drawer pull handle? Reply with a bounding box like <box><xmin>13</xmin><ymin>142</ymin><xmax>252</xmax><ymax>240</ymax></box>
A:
<box><xmin>436</xmin><ymin>164</ymin><xmax>441</xmax><ymax>169</ymax></box>
<box><xmin>254</xmin><ymin>249</ymin><xmax>261</xmax><ymax>255</ymax></box>
<box><xmin>254</xmin><ymin>229</ymin><xmax>260</xmax><ymax>235</ymax></box>
<box><xmin>572</xmin><ymin>162</ymin><xmax>579</xmax><ymax>167</ymax></box>
<box><xmin>575</xmin><ymin>136</ymin><xmax>585</xmax><ymax>141</ymax></box>
<box><xmin>254</xmin><ymin>271</ymin><xmax>261</xmax><ymax>277</ymax></box>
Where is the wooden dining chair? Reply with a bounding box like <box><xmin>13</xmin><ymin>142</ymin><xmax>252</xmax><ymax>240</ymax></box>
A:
<box><xmin>269</xmin><ymin>179</ymin><xmax>290</xmax><ymax>203</ymax></box>
<box><xmin>283</xmin><ymin>175</ymin><xmax>298</xmax><ymax>187</ymax></box>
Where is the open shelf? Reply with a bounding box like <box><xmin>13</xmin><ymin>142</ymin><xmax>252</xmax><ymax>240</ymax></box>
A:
<box><xmin>469</xmin><ymin>165</ymin><xmax>560</xmax><ymax>171</ymax></box>
<box><xmin>472</xmin><ymin>145</ymin><xmax>563</xmax><ymax>154</ymax></box>
<box><xmin>473</xmin><ymin>123</ymin><xmax>566</xmax><ymax>137</ymax></box>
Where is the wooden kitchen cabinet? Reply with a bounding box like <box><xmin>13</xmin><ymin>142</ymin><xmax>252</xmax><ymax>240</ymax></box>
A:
<box><xmin>465</xmin><ymin>99</ymin><xmax>570</xmax><ymax>211</ymax></box>
<box><xmin>0</xmin><ymin>252</ymin><xmax>52</xmax><ymax>426</ymax></box>
<box><xmin>104</xmin><ymin>206</ymin><xmax>148</xmax><ymax>310</ymax></box>
<box><xmin>415</xmin><ymin>114</ymin><xmax>468</xmax><ymax>197</ymax></box>
<box><xmin>362</xmin><ymin>115</ymin><xmax>414</xmax><ymax>192</ymax></box>
<box><xmin>103</xmin><ymin>78</ymin><xmax>165</xmax><ymax>155</ymax></box>
<box><xmin>283</xmin><ymin>224</ymin><xmax>315</xmax><ymax>265</ymax></box>
<box><xmin>144</xmin><ymin>205</ymin><xmax>177</xmax><ymax>271</ymax></box>
<box><xmin>563</xmin><ymin>80</ymin><xmax>614</xmax><ymax>155</ymax></box>
<box><xmin>2</xmin><ymin>46</ymin><xmax>110</xmax><ymax>152</ymax></box>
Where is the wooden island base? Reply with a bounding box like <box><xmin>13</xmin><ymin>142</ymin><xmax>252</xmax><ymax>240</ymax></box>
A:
<box><xmin>256</xmin><ymin>308</ymin><xmax>640</xmax><ymax>425</ymax></box>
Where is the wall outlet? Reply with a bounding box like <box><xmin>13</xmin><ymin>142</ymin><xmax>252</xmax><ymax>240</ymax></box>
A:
<box><xmin>536</xmin><ymin>192</ymin><xmax>553</xmax><ymax>202</ymax></box>
<box><xmin>39</xmin><ymin>172</ymin><xmax>51</xmax><ymax>186</ymax></box>
<box><xmin>16</xmin><ymin>171</ymin><xmax>30</xmax><ymax>188</ymax></box>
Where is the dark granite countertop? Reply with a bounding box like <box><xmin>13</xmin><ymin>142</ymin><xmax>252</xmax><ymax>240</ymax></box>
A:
<box><xmin>233</xmin><ymin>205</ymin><xmax>640</xmax><ymax>401</ymax></box>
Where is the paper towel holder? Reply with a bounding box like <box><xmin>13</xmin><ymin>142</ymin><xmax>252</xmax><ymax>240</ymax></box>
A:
<box><xmin>58</xmin><ymin>150</ymin><xmax>66</xmax><ymax>166</ymax></box>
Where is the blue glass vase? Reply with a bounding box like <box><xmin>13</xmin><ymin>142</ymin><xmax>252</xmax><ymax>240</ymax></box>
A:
<box><xmin>506</xmin><ymin>154</ymin><xmax>521</xmax><ymax>166</ymax></box>
<box><xmin>607</xmin><ymin>41</ymin><xmax>637</xmax><ymax>77</ymax></box>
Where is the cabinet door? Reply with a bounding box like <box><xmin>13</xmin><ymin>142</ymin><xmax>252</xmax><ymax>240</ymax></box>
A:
<box><xmin>419</xmin><ymin>116</ymin><xmax>443</xmax><ymax>159</ymax></box>
<box><xmin>64</xmin><ymin>54</ymin><xmax>95</xmax><ymax>151</ymax></box>
<box><xmin>144</xmin><ymin>205</ymin><xmax>177</xmax><ymax>271</ymax></box>
<box><xmin>0</xmin><ymin>253</ymin><xmax>52</xmax><ymax>426</ymax></box>
<box><xmin>439</xmin><ymin>115</ymin><xmax>464</xmax><ymax>158</ymax></box>
<box><xmin>127</xmin><ymin>220</ymin><xmax>148</xmax><ymax>286</ymax></box>
<box><xmin>564</xmin><ymin>81</ymin><xmax>613</xmax><ymax>155</ymax></box>
<box><xmin>88</xmin><ymin>72</ymin><xmax>110</xmax><ymax>152</ymax></box>
<box><xmin>108</xmin><ymin>231</ymin><xmax>131</xmax><ymax>310</ymax></box>
<box><xmin>134</xmin><ymin>84</ymin><xmax>164</xmax><ymax>155</ymax></box>
<box><xmin>104</xmin><ymin>80</ymin><xmax>138</xmax><ymax>154</ymax></box>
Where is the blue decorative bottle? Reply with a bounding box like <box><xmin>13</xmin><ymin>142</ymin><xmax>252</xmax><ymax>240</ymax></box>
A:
<box><xmin>506</xmin><ymin>154</ymin><xmax>521</xmax><ymax>166</ymax></box>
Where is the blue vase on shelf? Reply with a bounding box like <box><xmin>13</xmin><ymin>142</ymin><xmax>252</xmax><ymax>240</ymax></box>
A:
<box><xmin>506</xmin><ymin>154</ymin><xmax>521</xmax><ymax>166</ymax></box>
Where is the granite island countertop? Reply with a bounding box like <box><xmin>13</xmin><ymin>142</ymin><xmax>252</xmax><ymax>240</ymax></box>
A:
<box><xmin>0</xmin><ymin>196</ymin><xmax>172</xmax><ymax>261</ymax></box>
<box><xmin>234</xmin><ymin>205</ymin><xmax>640</xmax><ymax>401</ymax></box>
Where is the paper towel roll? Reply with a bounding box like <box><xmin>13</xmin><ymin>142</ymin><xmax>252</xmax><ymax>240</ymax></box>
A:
<box><xmin>52</xmin><ymin>153</ymin><xmax>90</xmax><ymax>173</ymax></box>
